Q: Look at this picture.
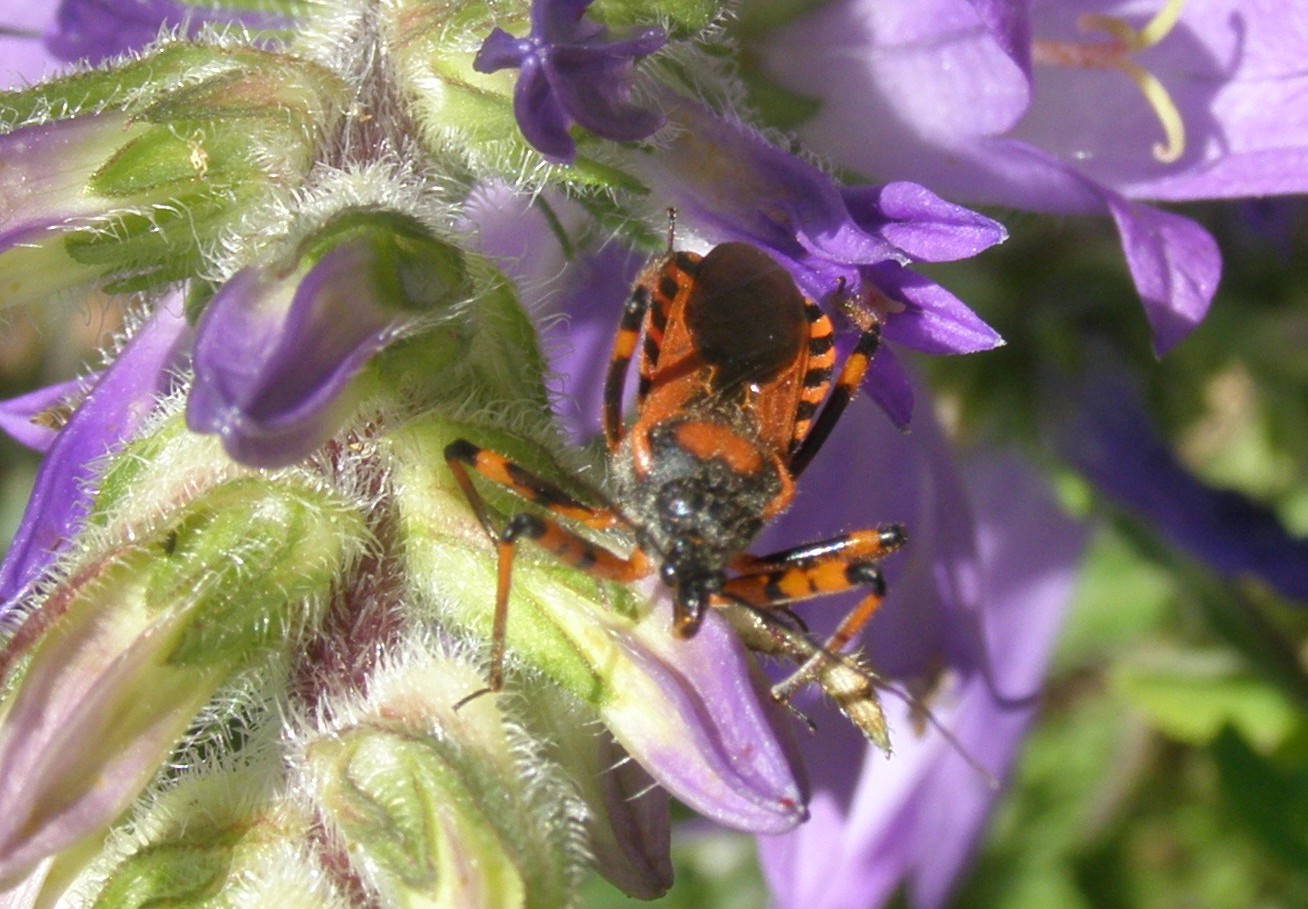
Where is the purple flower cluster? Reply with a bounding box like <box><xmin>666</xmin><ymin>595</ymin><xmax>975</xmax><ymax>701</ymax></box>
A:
<box><xmin>1</xmin><ymin>0</ymin><xmax>1306</xmax><ymax>906</ymax></box>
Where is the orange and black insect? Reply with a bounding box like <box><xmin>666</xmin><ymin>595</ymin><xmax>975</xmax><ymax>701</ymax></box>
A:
<box><xmin>445</xmin><ymin>239</ymin><xmax>905</xmax><ymax>700</ymax></box>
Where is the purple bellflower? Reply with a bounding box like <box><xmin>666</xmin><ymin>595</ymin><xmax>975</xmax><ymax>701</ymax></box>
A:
<box><xmin>755</xmin><ymin>0</ymin><xmax>1308</xmax><ymax>353</ymax></box>
<box><xmin>472</xmin><ymin>0</ymin><xmax>667</xmax><ymax>163</ymax></box>
<box><xmin>0</xmin><ymin>0</ymin><xmax>1098</xmax><ymax>905</ymax></box>
<box><xmin>629</xmin><ymin>94</ymin><xmax>1006</xmax><ymax>426</ymax></box>
<box><xmin>758</xmin><ymin>446</ymin><xmax>1087</xmax><ymax>909</ymax></box>
<box><xmin>1056</xmin><ymin>362</ymin><xmax>1308</xmax><ymax>601</ymax></box>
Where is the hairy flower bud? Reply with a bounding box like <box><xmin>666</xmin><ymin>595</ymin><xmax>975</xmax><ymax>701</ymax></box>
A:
<box><xmin>297</xmin><ymin>645</ymin><xmax>586</xmax><ymax>908</ymax></box>
<box><xmin>0</xmin><ymin>420</ymin><xmax>367</xmax><ymax>886</ymax></box>
<box><xmin>0</xmin><ymin>42</ymin><xmax>345</xmax><ymax>304</ymax></box>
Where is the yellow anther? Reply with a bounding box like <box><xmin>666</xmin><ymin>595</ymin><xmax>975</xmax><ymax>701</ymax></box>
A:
<box><xmin>1032</xmin><ymin>0</ymin><xmax>1187</xmax><ymax>163</ymax></box>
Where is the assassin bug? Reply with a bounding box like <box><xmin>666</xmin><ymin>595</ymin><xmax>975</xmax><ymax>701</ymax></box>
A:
<box><xmin>445</xmin><ymin>238</ymin><xmax>906</xmax><ymax>722</ymax></box>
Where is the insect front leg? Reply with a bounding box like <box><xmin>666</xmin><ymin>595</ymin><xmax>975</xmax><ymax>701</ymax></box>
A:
<box><xmin>722</xmin><ymin>525</ymin><xmax>906</xmax><ymax>721</ymax></box>
<box><xmin>444</xmin><ymin>439</ymin><xmax>649</xmax><ymax>703</ymax></box>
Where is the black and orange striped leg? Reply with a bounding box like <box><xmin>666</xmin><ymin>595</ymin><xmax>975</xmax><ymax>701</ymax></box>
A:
<box><xmin>445</xmin><ymin>439</ymin><xmax>622</xmax><ymax>532</ymax></box>
<box><xmin>603</xmin><ymin>280</ymin><xmax>650</xmax><ymax>451</ymax></box>
<box><xmin>787</xmin><ymin>312</ymin><xmax>883</xmax><ymax>478</ymax></box>
<box><xmin>722</xmin><ymin>524</ymin><xmax>905</xmax><ymax>701</ymax></box>
<box><xmin>730</xmin><ymin>525</ymin><xmax>907</xmax><ymax>575</ymax></box>
<box><xmin>444</xmin><ymin>439</ymin><xmax>649</xmax><ymax>703</ymax></box>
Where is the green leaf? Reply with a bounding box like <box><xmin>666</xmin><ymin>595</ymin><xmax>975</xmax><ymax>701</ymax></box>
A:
<box><xmin>1112</xmin><ymin>651</ymin><xmax>1299</xmax><ymax>750</ymax></box>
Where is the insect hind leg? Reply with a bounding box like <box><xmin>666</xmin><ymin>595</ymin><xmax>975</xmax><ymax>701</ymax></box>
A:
<box><xmin>443</xmin><ymin>438</ymin><xmax>648</xmax><ymax>702</ymax></box>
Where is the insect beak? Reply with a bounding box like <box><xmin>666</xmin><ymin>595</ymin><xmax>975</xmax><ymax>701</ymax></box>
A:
<box><xmin>672</xmin><ymin>593</ymin><xmax>707</xmax><ymax>638</ymax></box>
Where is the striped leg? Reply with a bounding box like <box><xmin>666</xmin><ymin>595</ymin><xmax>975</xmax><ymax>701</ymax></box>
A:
<box><xmin>603</xmin><ymin>280</ymin><xmax>649</xmax><ymax>451</ymax></box>
<box><xmin>722</xmin><ymin>524</ymin><xmax>905</xmax><ymax>714</ymax></box>
<box><xmin>444</xmin><ymin>440</ymin><xmax>648</xmax><ymax>702</ymax></box>
<box><xmin>603</xmin><ymin>248</ymin><xmax>703</xmax><ymax>451</ymax></box>
<box><xmin>787</xmin><ymin>311</ymin><xmax>882</xmax><ymax>479</ymax></box>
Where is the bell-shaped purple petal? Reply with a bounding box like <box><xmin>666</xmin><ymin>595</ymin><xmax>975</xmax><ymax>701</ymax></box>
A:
<box><xmin>0</xmin><ymin>302</ymin><xmax>188</xmax><ymax>619</ymax></box>
<box><xmin>1056</xmin><ymin>364</ymin><xmax>1308</xmax><ymax>602</ymax></box>
<box><xmin>548</xmin><ymin>42</ymin><xmax>666</xmax><ymax>141</ymax></box>
<box><xmin>758</xmin><ymin>434</ymin><xmax>1087</xmax><ymax>909</ymax></box>
<box><xmin>186</xmin><ymin>215</ymin><xmax>464</xmax><ymax>468</ymax></box>
<box><xmin>604</xmin><ymin>594</ymin><xmax>808</xmax><ymax>833</ymax></box>
<box><xmin>473</xmin><ymin>0</ymin><xmax>666</xmax><ymax>162</ymax></box>
<box><xmin>843</xmin><ymin>182</ymin><xmax>1008</xmax><ymax>263</ymax></box>
<box><xmin>758</xmin><ymin>0</ymin><xmax>1308</xmax><ymax>351</ymax></box>
<box><xmin>869</xmin><ymin>261</ymin><xmax>1005</xmax><ymax>356</ymax></box>
<box><xmin>44</xmin><ymin>0</ymin><xmax>292</xmax><ymax>65</ymax></box>
<box><xmin>0</xmin><ymin>378</ymin><xmax>88</xmax><ymax>453</ymax></box>
<box><xmin>186</xmin><ymin>248</ymin><xmax>397</xmax><ymax>467</ymax></box>
<box><xmin>1104</xmin><ymin>190</ymin><xmax>1222</xmax><ymax>353</ymax></box>
<box><xmin>511</xmin><ymin>59</ymin><xmax>581</xmax><ymax>163</ymax></box>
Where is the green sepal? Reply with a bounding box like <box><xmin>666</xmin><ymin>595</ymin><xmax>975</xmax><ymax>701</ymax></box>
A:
<box><xmin>143</xmin><ymin>477</ymin><xmax>365</xmax><ymax>665</ymax></box>
<box><xmin>303</xmin><ymin>651</ymin><xmax>584</xmax><ymax>908</ymax></box>
<box><xmin>295</xmin><ymin>209</ymin><xmax>477</xmax><ymax>315</ymax></box>
<box><xmin>593</xmin><ymin>0</ymin><xmax>723</xmax><ymax>34</ymax></box>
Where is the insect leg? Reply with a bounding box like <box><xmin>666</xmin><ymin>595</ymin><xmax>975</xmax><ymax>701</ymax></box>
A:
<box><xmin>444</xmin><ymin>440</ymin><xmax>647</xmax><ymax>701</ymax></box>
<box><xmin>603</xmin><ymin>280</ymin><xmax>650</xmax><ymax>452</ymax></box>
<box><xmin>722</xmin><ymin>527</ymin><xmax>903</xmax><ymax>724</ymax></box>
<box><xmin>787</xmin><ymin>311</ymin><xmax>882</xmax><ymax>479</ymax></box>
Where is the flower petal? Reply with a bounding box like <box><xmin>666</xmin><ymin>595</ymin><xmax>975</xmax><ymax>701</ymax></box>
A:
<box><xmin>549</xmin><ymin>42</ymin><xmax>665</xmax><ymax>142</ymax></box>
<box><xmin>0</xmin><ymin>377</ymin><xmax>88</xmax><ymax>453</ymax></box>
<box><xmin>844</xmin><ymin>182</ymin><xmax>1007</xmax><ymax>262</ymax></box>
<box><xmin>0</xmin><ymin>302</ymin><xmax>187</xmax><ymax>616</ymax></box>
<box><xmin>606</xmin><ymin>594</ymin><xmax>808</xmax><ymax>834</ymax></box>
<box><xmin>1103</xmin><ymin>192</ymin><xmax>1221</xmax><ymax>354</ymax></box>
<box><xmin>511</xmin><ymin>60</ymin><xmax>579</xmax><ymax>163</ymax></box>
<box><xmin>871</xmin><ymin>261</ymin><xmax>1005</xmax><ymax>355</ymax></box>
<box><xmin>1016</xmin><ymin>0</ymin><xmax>1308</xmax><ymax>200</ymax></box>
<box><xmin>45</xmin><ymin>0</ymin><xmax>292</xmax><ymax>65</ymax></box>
<box><xmin>186</xmin><ymin>247</ymin><xmax>400</xmax><ymax>467</ymax></box>
<box><xmin>472</xmin><ymin>27</ymin><xmax>531</xmax><ymax>72</ymax></box>
<box><xmin>759</xmin><ymin>447</ymin><xmax>1087</xmax><ymax>909</ymax></box>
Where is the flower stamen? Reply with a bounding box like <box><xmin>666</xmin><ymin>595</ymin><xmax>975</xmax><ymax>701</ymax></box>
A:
<box><xmin>1031</xmin><ymin>0</ymin><xmax>1187</xmax><ymax>163</ymax></box>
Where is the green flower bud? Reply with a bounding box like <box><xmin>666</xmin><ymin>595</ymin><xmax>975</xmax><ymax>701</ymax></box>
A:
<box><xmin>0</xmin><ymin>42</ymin><xmax>346</xmax><ymax>304</ymax></box>
<box><xmin>298</xmin><ymin>646</ymin><xmax>585</xmax><ymax>908</ymax></box>
<box><xmin>0</xmin><ymin>416</ymin><xmax>368</xmax><ymax>886</ymax></box>
<box><xmin>80</xmin><ymin>751</ymin><xmax>351</xmax><ymax>909</ymax></box>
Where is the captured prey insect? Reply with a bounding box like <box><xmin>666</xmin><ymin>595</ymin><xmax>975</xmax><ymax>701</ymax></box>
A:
<box><xmin>444</xmin><ymin>239</ymin><xmax>906</xmax><ymax>739</ymax></box>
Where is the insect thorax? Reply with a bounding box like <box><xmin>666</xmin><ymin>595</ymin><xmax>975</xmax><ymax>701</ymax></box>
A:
<box><xmin>613</xmin><ymin>415</ymin><xmax>783</xmax><ymax>576</ymax></box>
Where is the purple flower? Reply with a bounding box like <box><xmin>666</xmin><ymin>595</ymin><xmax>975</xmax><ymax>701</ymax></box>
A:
<box><xmin>758</xmin><ymin>446</ymin><xmax>1087</xmax><ymax>909</ymax></box>
<box><xmin>0</xmin><ymin>303</ymin><xmax>189</xmax><ymax>621</ymax></box>
<box><xmin>633</xmin><ymin>97</ymin><xmax>1006</xmax><ymax>425</ymax></box>
<box><xmin>45</xmin><ymin>0</ymin><xmax>291</xmax><ymax>65</ymax></box>
<box><xmin>186</xmin><ymin>246</ymin><xmax>401</xmax><ymax>469</ymax></box>
<box><xmin>1056</xmin><ymin>363</ymin><xmax>1308</xmax><ymax>601</ymax></box>
<box><xmin>756</xmin><ymin>0</ymin><xmax>1308</xmax><ymax>352</ymax></box>
<box><xmin>187</xmin><ymin>210</ymin><xmax>473</xmax><ymax>467</ymax></box>
<box><xmin>473</xmin><ymin>0</ymin><xmax>667</xmax><ymax>163</ymax></box>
